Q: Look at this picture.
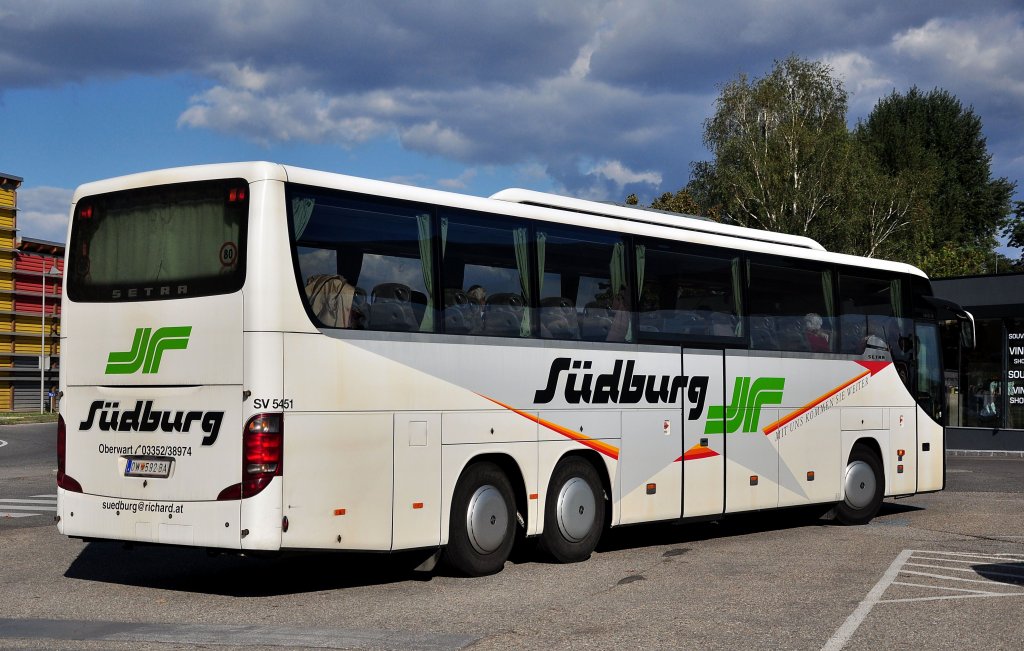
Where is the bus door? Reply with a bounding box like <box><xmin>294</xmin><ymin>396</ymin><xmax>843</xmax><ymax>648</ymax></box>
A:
<box><xmin>915</xmin><ymin>322</ymin><xmax>945</xmax><ymax>491</ymax></box>
<box><xmin>682</xmin><ymin>348</ymin><xmax>725</xmax><ymax>518</ymax></box>
<box><xmin>724</xmin><ymin>350</ymin><xmax>781</xmax><ymax>512</ymax></box>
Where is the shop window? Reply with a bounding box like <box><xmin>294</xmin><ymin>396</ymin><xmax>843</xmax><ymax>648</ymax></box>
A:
<box><xmin>961</xmin><ymin>318</ymin><xmax>1004</xmax><ymax>428</ymax></box>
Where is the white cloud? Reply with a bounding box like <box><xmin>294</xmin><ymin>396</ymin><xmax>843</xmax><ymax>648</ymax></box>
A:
<box><xmin>437</xmin><ymin>169</ymin><xmax>479</xmax><ymax>191</ymax></box>
<box><xmin>892</xmin><ymin>16</ymin><xmax>1024</xmax><ymax>98</ymax></box>
<box><xmin>586</xmin><ymin>160</ymin><xmax>661</xmax><ymax>189</ymax></box>
<box><xmin>17</xmin><ymin>186</ymin><xmax>73</xmax><ymax>243</ymax></box>
<box><xmin>2</xmin><ymin>1</ymin><xmax>1022</xmax><ymax>202</ymax></box>
<box><xmin>400</xmin><ymin>122</ymin><xmax>475</xmax><ymax>160</ymax></box>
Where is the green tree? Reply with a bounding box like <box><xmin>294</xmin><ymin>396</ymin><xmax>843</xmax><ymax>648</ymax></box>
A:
<box><xmin>700</xmin><ymin>55</ymin><xmax>850</xmax><ymax>241</ymax></box>
<box><xmin>856</xmin><ymin>87</ymin><xmax>1016</xmax><ymax>270</ymax></box>
<box><xmin>1000</xmin><ymin>200</ymin><xmax>1024</xmax><ymax>256</ymax></box>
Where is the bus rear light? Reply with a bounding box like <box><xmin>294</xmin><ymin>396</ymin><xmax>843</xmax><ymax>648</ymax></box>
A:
<box><xmin>56</xmin><ymin>415</ymin><xmax>83</xmax><ymax>493</ymax></box>
<box><xmin>217</xmin><ymin>413</ymin><xmax>283</xmax><ymax>501</ymax></box>
<box><xmin>79</xmin><ymin>205</ymin><xmax>93</xmax><ymax>219</ymax></box>
<box><xmin>228</xmin><ymin>187</ymin><xmax>247</xmax><ymax>202</ymax></box>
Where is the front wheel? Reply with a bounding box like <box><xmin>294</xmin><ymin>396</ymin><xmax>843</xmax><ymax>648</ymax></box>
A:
<box><xmin>539</xmin><ymin>457</ymin><xmax>605</xmax><ymax>563</ymax></box>
<box><xmin>442</xmin><ymin>462</ymin><xmax>516</xmax><ymax>576</ymax></box>
<box><xmin>836</xmin><ymin>446</ymin><xmax>884</xmax><ymax>525</ymax></box>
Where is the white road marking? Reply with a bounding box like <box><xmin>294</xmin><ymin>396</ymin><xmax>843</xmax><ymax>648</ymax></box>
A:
<box><xmin>0</xmin><ymin>504</ymin><xmax>57</xmax><ymax>512</ymax></box>
<box><xmin>822</xmin><ymin>549</ymin><xmax>1024</xmax><ymax>650</ymax></box>
<box><xmin>821</xmin><ymin>549</ymin><xmax>912</xmax><ymax>651</ymax></box>
<box><xmin>0</xmin><ymin>440</ymin><xmax>6</xmax><ymax>448</ymax></box>
<box><xmin>0</xmin><ymin>495</ymin><xmax>59</xmax><ymax>519</ymax></box>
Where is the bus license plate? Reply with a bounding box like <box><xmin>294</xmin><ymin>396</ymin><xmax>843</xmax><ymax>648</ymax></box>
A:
<box><xmin>124</xmin><ymin>457</ymin><xmax>172</xmax><ymax>478</ymax></box>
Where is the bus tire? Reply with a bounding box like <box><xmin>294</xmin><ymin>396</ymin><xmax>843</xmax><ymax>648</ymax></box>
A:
<box><xmin>539</xmin><ymin>457</ymin><xmax>605</xmax><ymax>563</ymax></box>
<box><xmin>836</xmin><ymin>446</ymin><xmax>884</xmax><ymax>525</ymax></box>
<box><xmin>442</xmin><ymin>462</ymin><xmax>515</xmax><ymax>576</ymax></box>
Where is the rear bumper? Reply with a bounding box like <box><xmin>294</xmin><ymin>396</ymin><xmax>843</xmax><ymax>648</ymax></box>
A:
<box><xmin>57</xmin><ymin>489</ymin><xmax>245</xmax><ymax>550</ymax></box>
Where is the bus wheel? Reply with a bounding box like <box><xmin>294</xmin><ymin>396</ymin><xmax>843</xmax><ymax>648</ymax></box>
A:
<box><xmin>836</xmin><ymin>446</ymin><xmax>884</xmax><ymax>525</ymax></box>
<box><xmin>540</xmin><ymin>457</ymin><xmax>605</xmax><ymax>563</ymax></box>
<box><xmin>443</xmin><ymin>462</ymin><xmax>515</xmax><ymax>576</ymax></box>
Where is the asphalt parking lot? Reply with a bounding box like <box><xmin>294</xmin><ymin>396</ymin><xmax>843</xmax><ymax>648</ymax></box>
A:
<box><xmin>1</xmin><ymin>423</ymin><xmax>1022</xmax><ymax>650</ymax></box>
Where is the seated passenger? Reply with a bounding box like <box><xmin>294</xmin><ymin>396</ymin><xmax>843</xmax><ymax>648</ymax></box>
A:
<box><xmin>804</xmin><ymin>312</ymin><xmax>830</xmax><ymax>352</ymax></box>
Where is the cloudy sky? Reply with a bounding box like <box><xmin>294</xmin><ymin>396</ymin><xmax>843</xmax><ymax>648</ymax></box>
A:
<box><xmin>1</xmin><ymin>0</ymin><xmax>1022</xmax><ymax>244</ymax></box>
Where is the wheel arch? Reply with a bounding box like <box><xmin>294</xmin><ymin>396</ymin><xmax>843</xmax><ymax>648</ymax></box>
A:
<box><xmin>850</xmin><ymin>437</ymin><xmax>884</xmax><ymax>469</ymax></box>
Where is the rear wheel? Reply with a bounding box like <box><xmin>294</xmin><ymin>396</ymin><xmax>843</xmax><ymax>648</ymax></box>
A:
<box><xmin>539</xmin><ymin>457</ymin><xmax>605</xmax><ymax>563</ymax></box>
<box><xmin>442</xmin><ymin>462</ymin><xmax>515</xmax><ymax>576</ymax></box>
<box><xmin>836</xmin><ymin>446</ymin><xmax>884</xmax><ymax>525</ymax></box>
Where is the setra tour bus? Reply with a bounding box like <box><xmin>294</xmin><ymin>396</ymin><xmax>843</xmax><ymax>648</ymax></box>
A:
<box><xmin>56</xmin><ymin>162</ymin><xmax>971</xmax><ymax>576</ymax></box>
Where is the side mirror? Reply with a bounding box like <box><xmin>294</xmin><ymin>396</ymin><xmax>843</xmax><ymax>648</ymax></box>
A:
<box><xmin>960</xmin><ymin>310</ymin><xmax>976</xmax><ymax>350</ymax></box>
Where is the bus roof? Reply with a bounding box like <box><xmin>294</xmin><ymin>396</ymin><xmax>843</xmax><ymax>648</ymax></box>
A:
<box><xmin>71</xmin><ymin>162</ymin><xmax>928</xmax><ymax>280</ymax></box>
<box><xmin>489</xmin><ymin>188</ymin><xmax>827</xmax><ymax>252</ymax></box>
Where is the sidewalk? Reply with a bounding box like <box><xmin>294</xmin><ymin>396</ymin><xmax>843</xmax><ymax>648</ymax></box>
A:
<box><xmin>947</xmin><ymin>448</ymin><xmax>1024</xmax><ymax>458</ymax></box>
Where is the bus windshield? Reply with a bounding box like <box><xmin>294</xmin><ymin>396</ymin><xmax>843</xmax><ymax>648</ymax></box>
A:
<box><xmin>67</xmin><ymin>179</ymin><xmax>248</xmax><ymax>302</ymax></box>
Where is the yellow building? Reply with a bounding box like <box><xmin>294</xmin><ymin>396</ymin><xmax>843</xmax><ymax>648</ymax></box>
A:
<box><xmin>0</xmin><ymin>172</ymin><xmax>65</xmax><ymax>411</ymax></box>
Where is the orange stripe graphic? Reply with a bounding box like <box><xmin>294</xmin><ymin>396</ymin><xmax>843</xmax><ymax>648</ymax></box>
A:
<box><xmin>676</xmin><ymin>443</ymin><xmax>720</xmax><ymax>462</ymax></box>
<box><xmin>478</xmin><ymin>395</ymin><xmax>620</xmax><ymax>460</ymax></box>
<box><xmin>762</xmin><ymin>362</ymin><xmax>889</xmax><ymax>436</ymax></box>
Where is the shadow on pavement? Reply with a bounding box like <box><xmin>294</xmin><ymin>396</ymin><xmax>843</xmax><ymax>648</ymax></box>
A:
<box><xmin>63</xmin><ymin>500</ymin><xmax>927</xmax><ymax>595</ymax></box>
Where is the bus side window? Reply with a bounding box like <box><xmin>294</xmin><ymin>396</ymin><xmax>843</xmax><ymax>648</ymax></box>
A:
<box><xmin>747</xmin><ymin>261</ymin><xmax>834</xmax><ymax>353</ymax></box>
<box><xmin>441</xmin><ymin>210</ymin><xmax>533</xmax><ymax>338</ymax></box>
<box><xmin>288</xmin><ymin>188</ymin><xmax>437</xmax><ymax>332</ymax></box>
<box><xmin>838</xmin><ymin>274</ymin><xmax>913</xmax><ymax>386</ymax></box>
<box><xmin>635</xmin><ymin>241</ymin><xmax>742</xmax><ymax>343</ymax></box>
<box><xmin>536</xmin><ymin>224</ymin><xmax>632</xmax><ymax>343</ymax></box>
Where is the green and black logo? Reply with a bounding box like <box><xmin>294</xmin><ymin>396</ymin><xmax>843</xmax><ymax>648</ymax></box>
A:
<box><xmin>704</xmin><ymin>377</ymin><xmax>785</xmax><ymax>434</ymax></box>
<box><xmin>105</xmin><ymin>326</ymin><xmax>192</xmax><ymax>375</ymax></box>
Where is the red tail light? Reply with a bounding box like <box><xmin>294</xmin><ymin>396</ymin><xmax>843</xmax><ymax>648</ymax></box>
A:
<box><xmin>217</xmin><ymin>413</ymin><xmax>282</xmax><ymax>500</ymax></box>
<box><xmin>79</xmin><ymin>205</ymin><xmax>93</xmax><ymax>219</ymax></box>
<box><xmin>56</xmin><ymin>415</ymin><xmax>83</xmax><ymax>493</ymax></box>
<box><xmin>227</xmin><ymin>187</ymin><xmax>247</xmax><ymax>202</ymax></box>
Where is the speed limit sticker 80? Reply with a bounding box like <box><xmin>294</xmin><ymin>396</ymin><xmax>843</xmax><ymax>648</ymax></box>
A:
<box><xmin>220</xmin><ymin>242</ymin><xmax>238</xmax><ymax>267</ymax></box>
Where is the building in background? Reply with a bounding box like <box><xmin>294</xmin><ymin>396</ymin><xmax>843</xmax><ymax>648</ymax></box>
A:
<box><xmin>933</xmin><ymin>273</ymin><xmax>1024</xmax><ymax>451</ymax></box>
<box><xmin>0</xmin><ymin>172</ymin><xmax>65</xmax><ymax>411</ymax></box>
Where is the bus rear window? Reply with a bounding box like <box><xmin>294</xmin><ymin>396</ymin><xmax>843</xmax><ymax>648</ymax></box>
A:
<box><xmin>68</xmin><ymin>179</ymin><xmax>248</xmax><ymax>302</ymax></box>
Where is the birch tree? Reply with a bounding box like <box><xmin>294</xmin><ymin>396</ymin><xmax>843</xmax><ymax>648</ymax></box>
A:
<box><xmin>701</xmin><ymin>55</ymin><xmax>849</xmax><ymax>240</ymax></box>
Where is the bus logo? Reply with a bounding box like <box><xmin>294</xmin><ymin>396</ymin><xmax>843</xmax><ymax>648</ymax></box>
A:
<box><xmin>704</xmin><ymin>377</ymin><xmax>785</xmax><ymax>434</ymax></box>
<box><xmin>105</xmin><ymin>326</ymin><xmax>192</xmax><ymax>375</ymax></box>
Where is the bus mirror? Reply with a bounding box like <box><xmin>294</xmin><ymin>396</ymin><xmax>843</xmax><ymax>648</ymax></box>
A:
<box><xmin>960</xmin><ymin>312</ymin><xmax>975</xmax><ymax>350</ymax></box>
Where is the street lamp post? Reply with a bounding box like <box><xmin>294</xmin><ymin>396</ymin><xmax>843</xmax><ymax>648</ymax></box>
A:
<box><xmin>40</xmin><ymin>259</ymin><xmax>60</xmax><ymax>413</ymax></box>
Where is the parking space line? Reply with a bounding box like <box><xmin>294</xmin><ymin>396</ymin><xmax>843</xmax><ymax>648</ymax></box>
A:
<box><xmin>822</xmin><ymin>549</ymin><xmax>1024</xmax><ymax>650</ymax></box>
<box><xmin>892</xmin><ymin>580</ymin><xmax>1007</xmax><ymax>595</ymax></box>
<box><xmin>821</xmin><ymin>549</ymin><xmax>912</xmax><ymax>651</ymax></box>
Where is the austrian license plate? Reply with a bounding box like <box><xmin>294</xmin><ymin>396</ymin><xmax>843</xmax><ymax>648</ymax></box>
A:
<box><xmin>124</xmin><ymin>457</ymin><xmax>173</xmax><ymax>478</ymax></box>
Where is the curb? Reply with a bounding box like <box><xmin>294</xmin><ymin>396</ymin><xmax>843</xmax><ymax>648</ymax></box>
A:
<box><xmin>947</xmin><ymin>449</ymin><xmax>1024</xmax><ymax>458</ymax></box>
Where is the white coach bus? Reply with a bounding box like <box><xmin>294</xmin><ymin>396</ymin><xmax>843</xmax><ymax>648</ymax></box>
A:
<box><xmin>57</xmin><ymin>162</ymin><xmax>970</xmax><ymax>575</ymax></box>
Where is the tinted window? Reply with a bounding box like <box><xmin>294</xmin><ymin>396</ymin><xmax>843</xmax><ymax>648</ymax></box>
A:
<box><xmin>636</xmin><ymin>241</ymin><xmax>742</xmax><ymax>342</ymax></box>
<box><xmin>289</xmin><ymin>186</ymin><xmax>436</xmax><ymax>332</ymax></box>
<box><xmin>68</xmin><ymin>179</ymin><xmax>247</xmax><ymax>302</ymax></box>
<box><xmin>441</xmin><ymin>210</ymin><xmax>532</xmax><ymax>337</ymax></box>
<box><xmin>839</xmin><ymin>273</ymin><xmax>913</xmax><ymax>385</ymax></box>
<box><xmin>748</xmin><ymin>261</ymin><xmax>834</xmax><ymax>352</ymax></box>
<box><xmin>537</xmin><ymin>225</ymin><xmax>632</xmax><ymax>342</ymax></box>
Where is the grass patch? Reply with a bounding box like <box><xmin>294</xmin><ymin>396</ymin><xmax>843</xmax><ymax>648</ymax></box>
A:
<box><xmin>0</xmin><ymin>411</ymin><xmax>59</xmax><ymax>425</ymax></box>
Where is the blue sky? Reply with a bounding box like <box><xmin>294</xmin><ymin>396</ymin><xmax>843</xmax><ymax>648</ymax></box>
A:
<box><xmin>1</xmin><ymin>1</ymin><xmax>1022</xmax><ymax>248</ymax></box>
